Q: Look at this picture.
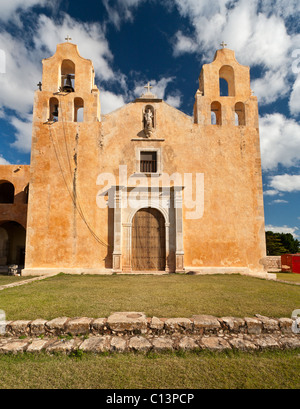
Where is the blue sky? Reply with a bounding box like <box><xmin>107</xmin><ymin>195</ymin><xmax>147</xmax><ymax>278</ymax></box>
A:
<box><xmin>0</xmin><ymin>0</ymin><xmax>299</xmax><ymax>238</ymax></box>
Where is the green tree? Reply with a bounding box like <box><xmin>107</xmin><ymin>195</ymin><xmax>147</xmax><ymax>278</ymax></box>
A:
<box><xmin>266</xmin><ymin>231</ymin><xmax>300</xmax><ymax>255</ymax></box>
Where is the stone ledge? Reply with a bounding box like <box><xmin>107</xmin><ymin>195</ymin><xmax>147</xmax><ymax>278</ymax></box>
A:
<box><xmin>2</xmin><ymin>312</ymin><xmax>298</xmax><ymax>339</ymax></box>
<box><xmin>0</xmin><ymin>333</ymin><xmax>299</xmax><ymax>354</ymax></box>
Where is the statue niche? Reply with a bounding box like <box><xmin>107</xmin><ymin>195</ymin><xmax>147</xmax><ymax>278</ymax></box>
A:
<box><xmin>143</xmin><ymin>105</ymin><xmax>155</xmax><ymax>138</ymax></box>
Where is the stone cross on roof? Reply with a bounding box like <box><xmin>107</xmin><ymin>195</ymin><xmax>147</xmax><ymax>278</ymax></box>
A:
<box><xmin>220</xmin><ymin>41</ymin><xmax>227</xmax><ymax>48</ymax></box>
<box><xmin>144</xmin><ymin>82</ymin><xmax>153</xmax><ymax>94</ymax></box>
<box><xmin>139</xmin><ymin>81</ymin><xmax>157</xmax><ymax>99</ymax></box>
<box><xmin>65</xmin><ymin>35</ymin><xmax>72</xmax><ymax>42</ymax></box>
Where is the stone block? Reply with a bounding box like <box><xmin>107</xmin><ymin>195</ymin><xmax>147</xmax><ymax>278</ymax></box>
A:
<box><xmin>110</xmin><ymin>337</ymin><xmax>127</xmax><ymax>352</ymax></box>
<box><xmin>107</xmin><ymin>312</ymin><xmax>147</xmax><ymax>333</ymax></box>
<box><xmin>278</xmin><ymin>318</ymin><xmax>293</xmax><ymax>334</ymax></box>
<box><xmin>65</xmin><ymin>317</ymin><xmax>93</xmax><ymax>335</ymax></box>
<box><xmin>26</xmin><ymin>339</ymin><xmax>49</xmax><ymax>353</ymax></box>
<box><xmin>91</xmin><ymin>318</ymin><xmax>107</xmax><ymax>334</ymax></box>
<box><xmin>245</xmin><ymin>318</ymin><xmax>262</xmax><ymax>335</ymax></box>
<box><xmin>254</xmin><ymin>335</ymin><xmax>279</xmax><ymax>350</ymax></box>
<box><xmin>228</xmin><ymin>338</ymin><xmax>258</xmax><ymax>351</ymax></box>
<box><xmin>30</xmin><ymin>319</ymin><xmax>47</xmax><ymax>336</ymax></box>
<box><xmin>149</xmin><ymin>317</ymin><xmax>164</xmax><ymax>331</ymax></box>
<box><xmin>152</xmin><ymin>337</ymin><xmax>174</xmax><ymax>351</ymax></box>
<box><xmin>0</xmin><ymin>340</ymin><xmax>29</xmax><ymax>354</ymax></box>
<box><xmin>279</xmin><ymin>337</ymin><xmax>300</xmax><ymax>349</ymax></box>
<box><xmin>45</xmin><ymin>317</ymin><xmax>70</xmax><ymax>335</ymax></box>
<box><xmin>79</xmin><ymin>336</ymin><xmax>111</xmax><ymax>352</ymax></box>
<box><xmin>128</xmin><ymin>336</ymin><xmax>152</xmax><ymax>352</ymax></box>
<box><xmin>221</xmin><ymin>317</ymin><xmax>245</xmax><ymax>332</ymax></box>
<box><xmin>164</xmin><ymin>318</ymin><xmax>193</xmax><ymax>333</ymax></box>
<box><xmin>7</xmin><ymin>320</ymin><xmax>31</xmax><ymax>337</ymax></box>
<box><xmin>261</xmin><ymin>318</ymin><xmax>279</xmax><ymax>333</ymax></box>
<box><xmin>200</xmin><ymin>337</ymin><xmax>231</xmax><ymax>351</ymax></box>
<box><xmin>46</xmin><ymin>338</ymin><xmax>79</xmax><ymax>354</ymax></box>
<box><xmin>192</xmin><ymin>315</ymin><xmax>221</xmax><ymax>333</ymax></box>
<box><xmin>178</xmin><ymin>336</ymin><xmax>198</xmax><ymax>350</ymax></box>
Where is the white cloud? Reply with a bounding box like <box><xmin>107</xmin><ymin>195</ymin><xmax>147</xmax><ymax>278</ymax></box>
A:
<box><xmin>34</xmin><ymin>14</ymin><xmax>114</xmax><ymax>81</ymax></box>
<box><xmin>259</xmin><ymin>0</ymin><xmax>300</xmax><ymax>20</ymax></box>
<box><xmin>100</xmin><ymin>90</ymin><xmax>126</xmax><ymax>114</ymax></box>
<box><xmin>269</xmin><ymin>199</ymin><xmax>288</xmax><ymax>204</ymax></box>
<box><xmin>133</xmin><ymin>77</ymin><xmax>182</xmax><ymax>106</ymax></box>
<box><xmin>252</xmin><ymin>69</ymin><xmax>290</xmax><ymax>105</ymax></box>
<box><xmin>9</xmin><ymin>114</ymin><xmax>33</xmax><ymax>153</ymax></box>
<box><xmin>0</xmin><ymin>31</ymin><xmax>42</xmax><ymax>114</ymax></box>
<box><xmin>259</xmin><ymin>113</ymin><xmax>300</xmax><ymax>170</ymax></box>
<box><xmin>134</xmin><ymin>77</ymin><xmax>173</xmax><ymax>99</ymax></box>
<box><xmin>165</xmin><ymin>94</ymin><xmax>181</xmax><ymax>109</ymax></box>
<box><xmin>171</xmin><ymin>0</ymin><xmax>298</xmax><ymax>106</ymax></box>
<box><xmin>265</xmin><ymin>224</ymin><xmax>299</xmax><ymax>238</ymax></box>
<box><xmin>103</xmin><ymin>0</ymin><xmax>147</xmax><ymax>29</ymax></box>
<box><xmin>0</xmin><ymin>0</ymin><xmax>48</xmax><ymax>21</ymax></box>
<box><xmin>264</xmin><ymin>189</ymin><xmax>280</xmax><ymax>196</ymax></box>
<box><xmin>269</xmin><ymin>174</ymin><xmax>300</xmax><ymax>193</ymax></box>
<box><xmin>0</xmin><ymin>155</ymin><xmax>11</xmax><ymax>165</ymax></box>
<box><xmin>173</xmin><ymin>31</ymin><xmax>199</xmax><ymax>57</ymax></box>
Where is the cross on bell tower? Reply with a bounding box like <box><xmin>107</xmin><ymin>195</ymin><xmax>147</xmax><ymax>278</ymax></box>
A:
<box><xmin>65</xmin><ymin>35</ymin><xmax>72</xmax><ymax>42</ymax></box>
<box><xmin>220</xmin><ymin>41</ymin><xmax>227</xmax><ymax>49</ymax></box>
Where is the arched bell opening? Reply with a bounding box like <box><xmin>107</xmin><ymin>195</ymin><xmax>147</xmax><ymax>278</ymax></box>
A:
<box><xmin>49</xmin><ymin>97</ymin><xmax>59</xmax><ymax>122</ymax></box>
<box><xmin>235</xmin><ymin>102</ymin><xmax>246</xmax><ymax>126</ymax></box>
<box><xmin>211</xmin><ymin>101</ymin><xmax>222</xmax><ymax>125</ymax></box>
<box><xmin>219</xmin><ymin>65</ymin><xmax>235</xmax><ymax>96</ymax></box>
<box><xmin>61</xmin><ymin>59</ymin><xmax>75</xmax><ymax>92</ymax></box>
<box><xmin>74</xmin><ymin>97</ymin><xmax>84</xmax><ymax>122</ymax></box>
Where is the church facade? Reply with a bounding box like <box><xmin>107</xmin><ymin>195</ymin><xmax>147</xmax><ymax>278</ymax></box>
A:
<box><xmin>0</xmin><ymin>41</ymin><xmax>268</xmax><ymax>276</ymax></box>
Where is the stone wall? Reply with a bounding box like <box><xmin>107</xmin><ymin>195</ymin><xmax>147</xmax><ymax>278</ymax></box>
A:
<box><xmin>262</xmin><ymin>256</ymin><xmax>281</xmax><ymax>272</ymax></box>
<box><xmin>1</xmin><ymin>312</ymin><xmax>299</xmax><ymax>354</ymax></box>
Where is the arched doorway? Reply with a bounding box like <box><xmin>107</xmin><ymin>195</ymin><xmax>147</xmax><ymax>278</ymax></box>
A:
<box><xmin>131</xmin><ymin>208</ymin><xmax>166</xmax><ymax>271</ymax></box>
<box><xmin>0</xmin><ymin>222</ymin><xmax>26</xmax><ymax>269</ymax></box>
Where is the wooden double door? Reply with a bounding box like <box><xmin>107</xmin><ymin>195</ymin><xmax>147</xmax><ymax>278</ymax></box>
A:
<box><xmin>131</xmin><ymin>208</ymin><xmax>166</xmax><ymax>271</ymax></box>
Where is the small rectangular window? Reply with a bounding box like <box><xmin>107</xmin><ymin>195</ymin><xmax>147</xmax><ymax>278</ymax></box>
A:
<box><xmin>140</xmin><ymin>151</ymin><xmax>157</xmax><ymax>173</ymax></box>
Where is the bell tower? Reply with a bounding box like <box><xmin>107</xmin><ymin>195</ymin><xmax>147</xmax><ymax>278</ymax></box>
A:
<box><xmin>193</xmin><ymin>45</ymin><xmax>266</xmax><ymax>272</ymax></box>
<box><xmin>194</xmin><ymin>46</ymin><xmax>259</xmax><ymax>128</ymax></box>
<box><xmin>24</xmin><ymin>40</ymin><xmax>104</xmax><ymax>274</ymax></box>
<box><xmin>35</xmin><ymin>40</ymin><xmax>100</xmax><ymax>123</ymax></box>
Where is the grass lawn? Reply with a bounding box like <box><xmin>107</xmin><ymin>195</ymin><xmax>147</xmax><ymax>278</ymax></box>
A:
<box><xmin>0</xmin><ymin>273</ymin><xmax>299</xmax><ymax>320</ymax></box>
<box><xmin>0</xmin><ymin>350</ymin><xmax>299</xmax><ymax>389</ymax></box>
<box><xmin>1</xmin><ymin>274</ymin><xmax>299</xmax><ymax>390</ymax></box>
<box><xmin>276</xmin><ymin>272</ymin><xmax>300</xmax><ymax>283</ymax></box>
<box><xmin>0</xmin><ymin>274</ymin><xmax>35</xmax><ymax>286</ymax></box>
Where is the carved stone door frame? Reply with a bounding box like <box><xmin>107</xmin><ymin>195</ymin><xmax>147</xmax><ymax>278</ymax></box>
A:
<box><xmin>112</xmin><ymin>186</ymin><xmax>184</xmax><ymax>273</ymax></box>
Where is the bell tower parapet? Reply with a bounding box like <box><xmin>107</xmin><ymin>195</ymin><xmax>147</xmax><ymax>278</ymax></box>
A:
<box><xmin>33</xmin><ymin>42</ymin><xmax>100</xmax><ymax>124</ymax></box>
<box><xmin>194</xmin><ymin>47</ymin><xmax>258</xmax><ymax>128</ymax></box>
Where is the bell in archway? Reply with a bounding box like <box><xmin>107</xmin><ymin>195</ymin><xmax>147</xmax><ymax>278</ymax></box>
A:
<box><xmin>62</xmin><ymin>74</ymin><xmax>74</xmax><ymax>92</ymax></box>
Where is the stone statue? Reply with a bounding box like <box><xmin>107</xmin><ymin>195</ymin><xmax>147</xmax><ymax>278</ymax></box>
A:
<box><xmin>144</xmin><ymin>107</ymin><xmax>154</xmax><ymax>137</ymax></box>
